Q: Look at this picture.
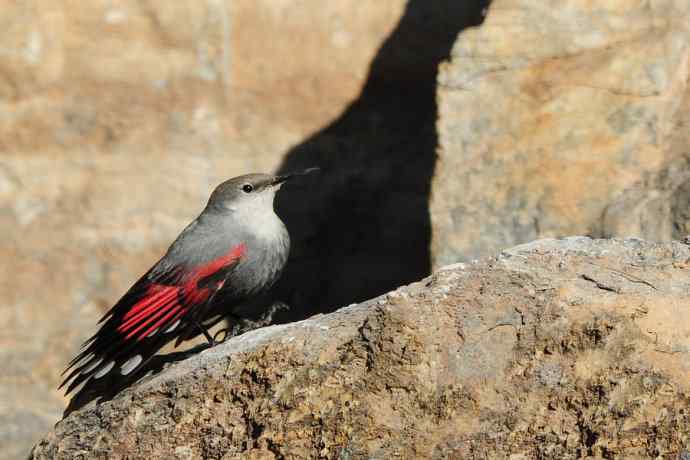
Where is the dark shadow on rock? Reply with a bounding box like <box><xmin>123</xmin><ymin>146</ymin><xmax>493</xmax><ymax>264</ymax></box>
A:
<box><xmin>60</xmin><ymin>2</ymin><xmax>492</xmax><ymax>419</ymax></box>
<box><xmin>273</xmin><ymin>0</ymin><xmax>491</xmax><ymax>319</ymax></box>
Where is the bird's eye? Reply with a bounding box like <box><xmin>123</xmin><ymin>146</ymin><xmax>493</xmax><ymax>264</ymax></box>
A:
<box><xmin>242</xmin><ymin>184</ymin><xmax>254</xmax><ymax>193</ymax></box>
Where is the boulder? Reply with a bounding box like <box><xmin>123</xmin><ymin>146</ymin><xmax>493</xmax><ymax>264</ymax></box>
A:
<box><xmin>0</xmin><ymin>1</ymin><xmax>432</xmax><ymax>456</ymax></box>
<box><xmin>431</xmin><ymin>0</ymin><xmax>690</xmax><ymax>266</ymax></box>
<box><xmin>30</xmin><ymin>238</ymin><xmax>690</xmax><ymax>459</ymax></box>
<box><xmin>1</xmin><ymin>2</ymin><xmax>492</xmax><ymax>453</ymax></box>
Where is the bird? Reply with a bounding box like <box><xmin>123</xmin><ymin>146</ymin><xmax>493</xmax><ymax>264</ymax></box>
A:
<box><xmin>59</xmin><ymin>169</ymin><xmax>317</xmax><ymax>414</ymax></box>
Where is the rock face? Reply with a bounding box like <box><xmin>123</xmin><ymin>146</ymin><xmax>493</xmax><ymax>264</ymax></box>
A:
<box><xmin>30</xmin><ymin>238</ymin><xmax>690</xmax><ymax>459</ymax></box>
<box><xmin>431</xmin><ymin>0</ymin><xmax>690</xmax><ymax>266</ymax></box>
<box><xmin>3</xmin><ymin>2</ymin><xmax>493</xmax><ymax>457</ymax></box>
<box><xmin>9</xmin><ymin>0</ymin><xmax>690</xmax><ymax>456</ymax></box>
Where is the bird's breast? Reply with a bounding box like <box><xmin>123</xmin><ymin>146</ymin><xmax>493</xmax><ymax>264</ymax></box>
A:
<box><xmin>230</xmin><ymin>214</ymin><xmax>289</xmax><ymax>297</ymax></box>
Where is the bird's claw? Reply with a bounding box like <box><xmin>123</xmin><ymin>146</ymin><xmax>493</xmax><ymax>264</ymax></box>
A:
<box><xmin>209</xmin><ymin>302</ymin><xmax>291</xmax><ymax>345</ymax></box>
<box><xmin>212</xmin><ymin>328</ymin><xmax>229</xmax><ymax>344</ymax></box>
<box><xmin>212</xmin><ymin>324</ymin><xmax>242</xmax><ymax>344</ymax></box>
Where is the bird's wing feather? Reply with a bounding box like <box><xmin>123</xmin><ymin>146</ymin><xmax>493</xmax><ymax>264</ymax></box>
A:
<box><xmin>60</xmin><ymin>243</ymin><xmax>246</xmax><ymax>396</ymax></box>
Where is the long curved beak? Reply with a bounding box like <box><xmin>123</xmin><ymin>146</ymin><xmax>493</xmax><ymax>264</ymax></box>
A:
<box><xmin>271</xmin><ymin>167</ymin><xmax>320</xmax><ymax>185</ymax></box>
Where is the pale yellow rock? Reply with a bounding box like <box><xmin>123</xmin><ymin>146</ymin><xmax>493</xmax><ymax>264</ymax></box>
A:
<box><xmin>431</xmin><ymin>0</ymin><xmax>690</xmax><ymax>266</ymax></box>
<box><xmin>29</xmin><ymin>238</ymin><xmax>690</xmax><ymax>459</ymax></box>
<box><xmin>0</xmin><ymin>2</ymin><xmax>409</xmax><ymax>458</ymax></box>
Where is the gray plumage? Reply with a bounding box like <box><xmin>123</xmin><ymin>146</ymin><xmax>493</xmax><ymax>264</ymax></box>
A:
<box><xmin>60</xmin><ymin>170</ymin><xmax>317</xmax><ymax>416</ymax></box>
<box><xmin>162</xmin><ymin>173</ymin><xmax>290</xmax><ymax>299</ymax></box>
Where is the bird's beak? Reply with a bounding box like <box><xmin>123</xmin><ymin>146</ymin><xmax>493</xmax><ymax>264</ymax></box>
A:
<box><xmin>271</xmin><ymin>167</ymin><xmax>320</xmax><ymax>186</ymax></box>
<box><xmin>271</xmin><ymin>175</ymin><xmax>292</xmax><ymax>186</ymax></box>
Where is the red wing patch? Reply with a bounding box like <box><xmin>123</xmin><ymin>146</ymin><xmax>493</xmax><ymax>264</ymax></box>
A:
<box><xmin>117</xmin><ymin>284</ymin><xmax>183</xmax><ymax>340</ymax></box>
<box><xmin>60</xmin><ymin>243</ymin><xmax>247</xmax><ymax>397</ymax></box>
<box><xmin>116</xmin><ymin>244</ymin><xmax>246</xmax><ymax>341</ymax></box>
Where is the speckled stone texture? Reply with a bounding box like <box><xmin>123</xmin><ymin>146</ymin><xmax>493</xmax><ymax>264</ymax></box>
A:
<box><xmin>30</xmin><ymin>238</ymin><xmax>690</xmax><ymax>459</ymax></box>
<box><xmin>431</xmin><ymin>0</ymin><xmax>690</xmax><ymax>266</ymax></box>
<box><xmin>2</xmin><ymin>2</ymin><xmax>471</xmax><ymax>456</ymax></box>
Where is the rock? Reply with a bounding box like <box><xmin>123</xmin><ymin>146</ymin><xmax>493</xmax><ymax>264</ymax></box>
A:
<box><xmin>1</xmin><ymin>1</ymin><xmax>493</xmax><ymax>455</ymax></box>
<box><xmin>271</xmin><ymin>1</ymin><xmax>488</xmax><ymax>317</ymax></box>
<box><xmin>431</xmin><ymin>0</ymin><xmax>690</xmax><ymax>266</ymax></box>
<box><xmin>30</xmin><ymin>238</ymin><xmax>690</xmax><ymax>458</ymax></box>
<box><xmin>2</xmin><ymin>1</ymin><xmax>465</xmax><ymax>456</ymax></box>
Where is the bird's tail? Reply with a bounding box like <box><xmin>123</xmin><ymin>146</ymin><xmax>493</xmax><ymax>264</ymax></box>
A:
<box><xmin>61</xmin><ymin>340</ymin><xmax>209</xmax><ymax>417</ymax></box>
<box><xmin>60</xmin><ymin>312</ymin><xmax>232</xmax><ymax>418</ymax></box>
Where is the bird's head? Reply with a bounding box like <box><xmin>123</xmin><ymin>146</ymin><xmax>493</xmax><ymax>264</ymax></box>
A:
<box><xmin>207</xmin><ymin>168</ymin><xmax>318</xmax><ymax>214</ymax></box>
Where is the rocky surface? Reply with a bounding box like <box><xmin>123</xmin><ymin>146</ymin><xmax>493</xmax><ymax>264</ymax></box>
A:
<box><xmin>30</xmin><ymin>238</ymin><xmax>690</xmax><ymax>459</ymax></box>
<box><xmin>8</xmin><ymin>0</ymin><xmax>690</xmax><ymax>457</ymax></box>
<box><xmin>2</xmin><ymin>2</ymin><xmax>491</xmax><ymax>457</ymax></box>
<box><xmin>431</xmin><ymin>0</ymin><xmax>690</xmax><ymax>266</ymax></box>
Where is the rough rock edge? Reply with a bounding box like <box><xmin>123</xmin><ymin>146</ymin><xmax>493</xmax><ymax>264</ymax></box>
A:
<box><xmin>31</xmin><ymin>237</ymin><xmax>690</xmax><ymax>459</ymax></box>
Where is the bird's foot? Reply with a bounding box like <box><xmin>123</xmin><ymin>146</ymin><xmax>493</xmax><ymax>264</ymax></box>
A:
<box><xmin>195</xmin><ymin>320</ymin><xmax>219</xmax><ymax>347</ymax></box>
<box><xmin>211</xmin><ymin>329</ymin><xmax>227</xmax><ymax>344</ymax></box>
<box><xmin>240</xmin><ymin>301</ymin><xmax>290</xmax><ymax>330</ymax></box>
<box><xmin>212</xmin><ymin>302</ymin><xmax>291</xmax><ymax>343</ymax></box>
<box><xmin>211</xmin><ymin>323</ymin><xmax>242</xmax><ymax>344</ymax></box>
<box><xmin>259</xmin><ymin>301</ymin><xmax>290</xmax><ymax>325</ymax></box>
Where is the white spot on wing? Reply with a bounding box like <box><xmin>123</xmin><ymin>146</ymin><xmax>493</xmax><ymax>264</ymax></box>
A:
<box><xmin>73</xmin><ymin>353</ymin><xmax>94</xmax><ymax>368</ymax></box>
<box><xmin>147</xmin><ymin>327</ymin><xmax>159</xmax><ymax>337</ymax></box>
<box><xmin>94</xmin><ymin>361</ymin><xmax>115</xmax><ymax>379</ymax></box>
<box><xmin>82</xmin><ymin>358</ymin><xmax>103</xmax><ymax>374</ymax></box>
<box><xmin>165</xmin><ymin>319</ymin><xmax>181</xmax><ymax>333</ymax></box>
<box><xmin>120</xmin><ymin>355</ymin><xmax>143</xmax><ymax>375</ymax></box>
<box><xmin>71</xmin><ymin>376</ymin><xmax>92</xmax><ymax>395</ymax></box>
